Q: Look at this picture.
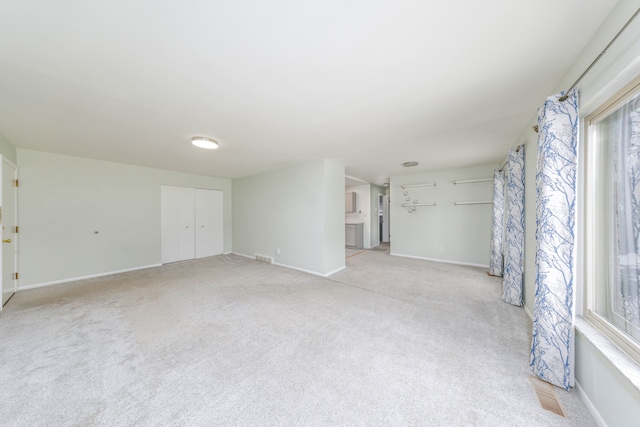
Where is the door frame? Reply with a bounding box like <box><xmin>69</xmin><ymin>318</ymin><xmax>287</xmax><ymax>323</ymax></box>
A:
<box><xmin>376</xmin><ymin>193</ymin><xmax>384</xmax><ymax>246</ymax></box>
<box><xmin>382</xmin><ymin>194</ymin><xmax>390</xmax><ymax>243</ymax></box>
<box><xmin>1</xmin><ymin>156</ymin><xmax>18</xmax><ymax>308</ymax></box>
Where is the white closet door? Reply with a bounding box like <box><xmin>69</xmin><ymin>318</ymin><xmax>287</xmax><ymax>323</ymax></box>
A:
<box><xmin>195</xmin><ymin>189</ymin><xmax>223</xmax><ymax>258</ymax></box>
<box><xmin>178</xmin><ymin>187</ymin><xmax>196</xmax><ymax>261</ymax></box>
<box><xmin>161</xmin><ymin>186</ymin><xmax>181</xmax><ymax>264</ymax></box>
<box><xmin>195</xmin><ymin>189</ymin><xmax>210</xmax><ymax>258</ymax></box>
<box><xmin>162</xmin><ymin>186</ymin><xmax>222</xmax><ymax>263</ymax></box>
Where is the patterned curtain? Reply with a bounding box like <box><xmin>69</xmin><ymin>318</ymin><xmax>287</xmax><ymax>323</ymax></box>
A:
<box><xmin>489</xmin><ymin>169</ymin><xmax>506</xmax><ymax>276</ymax></box>
<box><xmin>503</xmin><ymin>145</ymin><xmax>525</xmax><ymax>305</ymax></box>
<box><xmin>530</xmin><ymin>89</ymin><xmax>578</xmax><ymax>390</ymax></box>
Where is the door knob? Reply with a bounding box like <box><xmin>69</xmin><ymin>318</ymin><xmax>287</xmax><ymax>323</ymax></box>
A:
<box><xmin>3</xmin><ymin>239</ymin><xmax>11</xmax><ymax>243</ymax></box>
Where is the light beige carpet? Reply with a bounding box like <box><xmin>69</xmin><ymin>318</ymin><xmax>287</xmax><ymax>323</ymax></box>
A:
<box><xmin>345</xmin><ymin>247</ymin><xmax>367</xmax><ymax>258</ymax></box>
<box><xmin>0</xmin><ymin>251</ymin><xmax>596</xmax><ymax>426</ymax></box>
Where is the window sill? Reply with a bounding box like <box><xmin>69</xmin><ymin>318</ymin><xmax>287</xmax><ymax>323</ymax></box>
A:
<box><xmin>575</xmin><ymin>316</ymin><xmax>640</xmax><ymax>393</ymax></box>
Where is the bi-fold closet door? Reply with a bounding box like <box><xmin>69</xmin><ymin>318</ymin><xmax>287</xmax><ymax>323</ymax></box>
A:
<box><xmin>161</xmin><ymin>186</ymin><xmax>223</xmax><ymax>264</ymax></box>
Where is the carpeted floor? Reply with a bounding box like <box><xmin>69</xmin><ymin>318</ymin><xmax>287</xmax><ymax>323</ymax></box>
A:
<box><xmin>0</xmin><ymin>249</ymin><xmax>596</xmax><ymax>426</ymax></box>
<box><xmin>345</xmin><ymin>247</ymin><xmax>367</xmax><ymax>258</ymax></box>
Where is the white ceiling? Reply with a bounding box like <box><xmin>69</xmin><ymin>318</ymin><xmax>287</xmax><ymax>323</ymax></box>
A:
<box><xmin>0</xmin><ymin>1</ymin><xmax>619</xmax><ymax>185</ymax></box>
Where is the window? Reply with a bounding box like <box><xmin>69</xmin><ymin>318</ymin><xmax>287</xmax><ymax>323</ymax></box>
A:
<box><xmin>585</xmin><ymin>77</ymin><xmax>640</xmax><ymax>363</ymax></box>
<box><xmin>584</xmin><ymin>77</ymin><xmax>640</xmax><ymax>362</ymax></box>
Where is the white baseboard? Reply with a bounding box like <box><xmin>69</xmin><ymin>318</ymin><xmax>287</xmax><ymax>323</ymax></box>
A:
<box><xmin>19</xmin><ymin>264</ymin><xmax>163</xmax><ymax>291</ymax></box>
<box><xmin>324</xmin><ymin>265</ymin><xmax>346</xmax><ymax>277</ymax></box>
<box><xmin>389</xmin><ymin>252</ymin><xmax>489</xmax><ymax>269</ymax></box>
<box><xmin>576</xmin><ymin>381</ymin><xmax>608</xmax><ymax>427</ymax></box>
<box><xmin>231</xmin><ymin>251</ymin><xmax>255</xmax><ymax>260</ymax></box>
<box><xmin>523</xmin><ymin>304</ymin><xmax>534</xmax><ymax>322</ymax></box>
<box><xmin>231</xmin><ymin>251</ymin><xmax>345</xmax><ymax>278</ymax></box>
<box><xmin>273</xmin><ymin>261</ymin><xmax>346</xmax><ymax>278</ymax></box>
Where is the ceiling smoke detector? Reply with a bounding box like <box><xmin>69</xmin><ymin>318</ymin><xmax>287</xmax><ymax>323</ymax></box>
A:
<box><xmin>402</xmin><ymin>161</ymin><xmax>419</xmax><ymax>167</ymax></box>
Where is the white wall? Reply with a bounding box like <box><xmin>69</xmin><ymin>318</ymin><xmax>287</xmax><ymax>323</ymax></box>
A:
<box><xmin>511</xmin><ymin>1</ymin><xmax>640</xmax><ymax>425</ymax></box>
<box><xmin>233</xmin><ymin>159</ymin><xmax>345</xmax><ymax>276</ymax></box>
<box><xmin>17</xmin><ymin>149</ymin><xmax>232</xmax><ymax>288</ymax></box>
<box><xmin>345</xmin><ymin>184</ymin><xmax>371</xmax><ymax>248</ymax></box>
<box><xmin>390</xmin><ymin>164</ymin><xmax>496</xmax><ymax>267</ymax></box>
<box><xmin>323</xmin><ymin>160</ymin><xmax>347</xmax><ymax>273</ymax></box>
<box><xmin>0</xmin><ymin>132</ymin><xmax>17</xmax><ymax>164</ymax></box>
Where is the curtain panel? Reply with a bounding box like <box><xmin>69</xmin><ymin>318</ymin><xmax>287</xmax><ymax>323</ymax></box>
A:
<box><xmin>489</xmin><ymin>169</ymin><xmax>506</xmax><ymax>276</ymax></box>
<box><xmin>503</xmin><ymin>146</ymin><xmax>525</xmax><ymax>305</ymax></box>
<box><xmin>530</xmin><ymin>89</ymin><xmax>579</xmax><ymax>390</ymax></box>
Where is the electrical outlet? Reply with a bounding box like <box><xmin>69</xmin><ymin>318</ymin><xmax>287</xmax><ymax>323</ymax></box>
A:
<box><xmin>276</xmin><ymin>248</ymin><xmax>281</xmax><ymax>256</ymax></box>
<box><xmin>437</xmin><ymin>246</ymin><xmax>443</xmax><ymax>252</ymax></box>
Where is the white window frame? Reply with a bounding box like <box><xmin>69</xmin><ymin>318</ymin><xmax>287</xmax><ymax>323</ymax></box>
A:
<box><xmin>583</xmin><ymin>75</ymin><xmax>640</xmax><ymax>365</ymax></box>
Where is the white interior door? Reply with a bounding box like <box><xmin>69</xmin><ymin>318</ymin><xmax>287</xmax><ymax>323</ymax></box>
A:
<box><xmin>178</xmin><ymin>187</ymin><xmax>195</xmax><ymax>261</ymax></box>
<box><xmin>195</xmin><ymin>189</ymin><xmax>210</xmax><ymax>259</ymax></box>
<box><xmin>1</xmin><ymin>157</ymin><xmax>17</xmax><ymax>307</ymax></box>
<box><xmin>161</xmin><ymin>186</ymin><xmax>180</xmax><ymax>264</ymax></box>
<box><xmin>382</xmin><ymin>195</ymin><xmax>390</xmax><ymax>243</ymax></box>
<box><xmin>195</xmin><ymin>189</ymin><xmax>223</xmax><ymax>258</ymax></box>
<box><xmin>162</xmin><ymin>186</ymin><xmax>222</xmax><ymax>263</ymax></box>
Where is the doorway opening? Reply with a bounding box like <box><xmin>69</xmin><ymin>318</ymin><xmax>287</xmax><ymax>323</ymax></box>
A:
<box><xmin>381</xmin><ymin>194</ymin><xmax>390</xmax><ymax>244</ymax></box>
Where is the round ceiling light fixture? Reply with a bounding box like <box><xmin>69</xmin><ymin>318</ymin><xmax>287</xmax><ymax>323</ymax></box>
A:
<box><xmin>191</xmin><ymin>136</ymin><xmax>219</xmax><ymax>149</ymax></box>
<box><xmin>402</xmin><ymin>161</ymin><xmax>419</xmax><ymax>167</ymax></box>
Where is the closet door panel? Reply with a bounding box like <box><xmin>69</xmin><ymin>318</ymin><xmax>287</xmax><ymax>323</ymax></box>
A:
<box><xmin>195</xmin><ymin>189</ymin><xmax>211</xmax><ymax>259</ymax></box>
<box><xmin>178</xmin><ymin>187</ymin><xmax>196</xmax><ymax>261</ymax></box>
<box><xmin>162</xmin><ymin>186</ymin><xmax>222</xmax><ymax>263</ymax></box>
<box><xmin>161</xmin><ymin>186</ymin><xmax>181</xmax><ymax>264</ymax></box>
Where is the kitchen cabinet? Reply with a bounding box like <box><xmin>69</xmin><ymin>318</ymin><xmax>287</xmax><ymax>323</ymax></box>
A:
<box><xmin>346</xmin><ymin>223</ymin><xmax>364</xmax><ymax>249</ymax></box>
<box><xmin>345</xmin><ymin>192</ymin><xmax>358</xmax><ymax>213</ymax></box>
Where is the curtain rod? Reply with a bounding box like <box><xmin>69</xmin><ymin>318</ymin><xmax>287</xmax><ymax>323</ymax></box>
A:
<box><xmin>401</xmin><ymin>183</ymin><xmax>436</xmax><ymax>188</ymax></box>
<box><xmin>559</xmin><ymin>7</ymin><xmax>640</xmax><ymax>102</ymax></box>
<box><xmin>454</xmin><ymin>201</ymin><xmax>493</xmax><ymax>205</ymax></box>
<box><xmin>401</xmin><ymin>203</ymin><xmax>436</xmax><ymax>207</ymax></box>
<box><xmin>453</xmin><ymin>178</ymin><xmax>493</xmax><ymax>185</ymax></box>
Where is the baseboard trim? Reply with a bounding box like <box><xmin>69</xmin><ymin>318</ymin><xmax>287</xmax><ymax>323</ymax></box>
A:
<box><xmin>231</xmin><ymin>252</ymin><xmax>345</xmax><ymax>278</ymax></box>
<box><xmin>389</xmin><ymin>252</ymin><xmax>489</xmax><ymax>269</ymax></box>
<box><xmin>576</xmin><ymin>381</ymin><xmax>608</xmax><ymax>427</ymax></box>
<box><xmin>324</xmin><ymin>265</ymin><xmax>346</xmax><ymax>277</ymax></box>
<box><xmin>273</xmin><ymin>261</ymin><xmax>346</xmax><ymax>278</ymax></box>
<box><xmin>19</xmin><ymin>264</ymin><xmax>163</xmax><ymax>291</ymax></box>
<box><xmin>524</xmin><ymin>304</ymin><xmax>534</xmax><ymax>322</ymax></box>
<box><xmin>231</xmin><ymin>251</ymin><xmax>255</xmax><ymax>260</ymax></box>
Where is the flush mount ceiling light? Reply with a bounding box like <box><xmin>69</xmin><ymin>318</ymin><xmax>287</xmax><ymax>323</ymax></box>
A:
<box><xmin>402</xmin><ymin>161</ymin><xmax>419</xmax><ymax>167</ymax></box>
<box><xmin>191</xmin><ymin>136</ymin><xmax>219</xmax><ymax>149</ymax></box>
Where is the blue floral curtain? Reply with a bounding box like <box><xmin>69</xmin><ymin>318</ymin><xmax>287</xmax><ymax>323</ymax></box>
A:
<box><xmin>530</xmin><ymin>89</ymin><xmax>579</xmax><ymax>390</ymax></box>
<box><xmin>489</xmin><ymin>169</ymin><xmax>506</xmax><ymax>276</ymax></box>
<box><xmin>503</xmin><ymin>145</ymin><xmax>525</xmax><ymax>305</ymax></box>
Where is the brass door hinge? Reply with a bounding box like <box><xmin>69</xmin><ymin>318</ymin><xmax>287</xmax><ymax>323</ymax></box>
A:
<box><xmin>13</xmin><ymin>179</ymin><xmax>18</xmax><ymax>187</ymax></box>
<box><xmin>14</xmin><ymin>272</ymin><xmax>18</xmax><ymax>280</ymax></box>
<box><xmin>14</xmin><ymin>226</ymin><xmax>18</xmax><ymax>233</ymax></box>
